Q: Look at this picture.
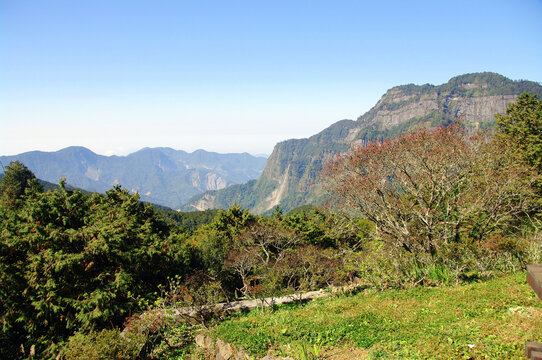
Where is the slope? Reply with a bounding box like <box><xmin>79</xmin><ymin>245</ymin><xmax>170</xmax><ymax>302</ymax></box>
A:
<box><xmin>0</xmin><ymin>147</ymin><xmax>267</xmax><ymax>209</ymax></box>
<box><xmin>183</xmin><ymin>72</ymin><xmax>542</xmax><ymax>213</ymax></box>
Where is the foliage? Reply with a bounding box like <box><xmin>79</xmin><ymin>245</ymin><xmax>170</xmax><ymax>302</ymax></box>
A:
<box><xmin>283</xmin><ymin>207</ymin><xmax>360</xmax><ymax>248</ymax></box>
<box><xmin>222</xmin><ymin>209</ymin><xmax>359</xmax><ymax>300</ymax></box>
<box><xmin>323</xmin><ymin>122</ymin><xmax>537</xmax><ymax>261</ymax></box>
<box><xmin>0</xmin><ymin>160</ymin><xmax>42</xmax><ymax>208</ymax></box>
<box><xmin>62</xmin><ymin>312</ymin><xmax>196</xmax><ymax>360</ymax></box>
<box><xmin>496</xmin><ymin>92</ymin><xmax>542</xmax><ymax>174</ymax></box>
<box><xmin>62</xmin><ymin>328</ymin><xmax>146</xmax><ymax>360</ymax></box>
<box><xmin>346</xmin><ymin>230</ymin><xmax>540</xmax><ymax>289</ymax></box>
<box><xmin>224</xmin><ymin>220</ymin><xmax>299</xmax><ymax>298</ymax></box>
<box><xmin>275</xmin><ymin>245</ymin><xmax>345</xmax><ymax>292</ymax></box>
<box><xmin>147</xmin><ymin>322</ymin><xmax>196</xmax><ymax>359</ymax></box>
<box><xmin>193</xmin><ymin>205</ymin><xmax>256</xmax><ymax>278</ymax></box>
<box><xmin>292</xmin><ymin>339</ymin><xmax>323</xmax><ymax>360</ymax></box>
<box><xmin>0</xmin><ymin>183</ymin><xmax>190</xmax><ymax>359</ymax></box>
<box><xmin>155</xmin><ymin>207</ymin><xmax>220</xmax><ymax>232</ymax></box>
<box><xmin>157</xmin><ymin>271</ymin><xmax>228</xmax><ymax>325</ymax></box>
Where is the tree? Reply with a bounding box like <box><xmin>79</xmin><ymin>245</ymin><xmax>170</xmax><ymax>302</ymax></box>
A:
<box><xmin>194</xmin><ymin>205</ymin><xmax>255</xmax><ymax>279</ymax></box>
<box><xmin>224</xmin><ymin>220</ymin><xmax>299</xmax><ymax>299</ymax></box>
<box><xmin>0</xmin><ymin>184</ymin><xmax>188</xmax><ymax>358</ymax></box>
<box><xmin>283</xmin><ymin>207</ymin><xmax>362</xmax><ymax>248</ymax></box>
<box><xmin>496</xmin><ymin>92</ymin><xmax>542</xmax><ymax>172</ymax></box>
<box><xmin>323</xmin><ymin>123</ymin><xmax>537</xmax><ymax>260</ymax></box>
<box><xmin>0</xmin><ymin>160</ymin><xmax>41</xmax><ymax>207</ymax></box>
<box><xmin>235</xmin><ymin>222</ymin><xmax>298</xmax><ymax>267</ymax></box>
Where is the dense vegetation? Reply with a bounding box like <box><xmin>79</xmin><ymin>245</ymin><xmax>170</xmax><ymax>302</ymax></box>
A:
<box><xmin>0</xmin><ymin>166</ymin><xmax>192</xmax><ymax>358</ymax></box>
<box><xmin>391</xmin><ymin>72</ymin><xmax>542</xmax><ymax>98</ymax></box>
<box><xmin>0</xmin><ymin>94</ymin><xmax>541</xmax><ymax>359</ymax></box>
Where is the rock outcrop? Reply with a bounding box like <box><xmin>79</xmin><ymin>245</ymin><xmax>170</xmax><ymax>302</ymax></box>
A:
<box><xmin>183</xmin><ymin>72</ymin><xmax>542</xmax><ymax>213</ymax></box>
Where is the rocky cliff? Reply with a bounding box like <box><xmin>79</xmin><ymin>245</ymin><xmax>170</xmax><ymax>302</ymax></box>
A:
<box><xmin>183</xmin><ymin>72</ymin><xmax>542</xmax><ymax>213</ymax></box>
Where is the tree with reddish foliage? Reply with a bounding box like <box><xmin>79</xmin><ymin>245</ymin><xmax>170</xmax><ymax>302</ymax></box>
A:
<box><xmin>224</xmin><ymin>221</ymin><xmax>299</xmax><ymax>299</ymax></box>
<box><xmin>323</xmin><ymin>123</ymin><xmax>537</xmax><ymax>260</ymax></box>
<box><xmin>276</xmin><ymin>245</ymin><xmax>342</xmax><ymax>292</ymax></box>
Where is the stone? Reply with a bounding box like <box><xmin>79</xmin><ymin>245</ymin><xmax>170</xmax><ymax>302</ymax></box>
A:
<box><xmin>216</xmin><ymin>339</ymin><xmax>234</xmax><ymax>360</ymax></box>
<box><xmin>526</xmin><ymin>342</ymin><xmax>542</xmax><ymax>358</ymax></box>
<box><xmin>234</xmin><ymin>349</ymin><xmax>249</xmax><ymax>360</ymax></box>
<box><xmin>195</xmin><ymin>334</ymin><xmax>206</xmax><ymax>348</ymax></box>
<box><xmin>527</xmin><ymin>265</ymin><xmax>542</xmax><ymax>300</ymax></box>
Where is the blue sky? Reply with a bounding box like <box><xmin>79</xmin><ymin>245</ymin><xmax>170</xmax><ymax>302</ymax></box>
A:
<box><xmin>1</xmin><ymin>0</ymin><xmax>541</xmax><ymax>156</ymax></box>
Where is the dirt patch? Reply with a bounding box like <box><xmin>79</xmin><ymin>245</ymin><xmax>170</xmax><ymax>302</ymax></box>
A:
<box><xmin>321</xmin><ymin>346</ymin><xmax>370</xmax><ymax>359</ymax></box>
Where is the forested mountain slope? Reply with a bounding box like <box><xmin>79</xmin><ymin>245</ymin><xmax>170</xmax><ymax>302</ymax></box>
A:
<box><xmin>0</xmin><ymin>147</ymin><xmax>267</xmax><ymax>208</ymax></box>
<box><xmin>183</xmin><ymin>72</ymin><xmax>542</xmax><ymax>213</ymax></box>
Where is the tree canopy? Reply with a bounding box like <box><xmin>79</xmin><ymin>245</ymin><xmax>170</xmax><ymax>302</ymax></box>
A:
<box><xmin>323</xmin><ymin>122</ymin><xmax>537</xmax><ymax>260</ymax></box>
<box><xmin>0</xmin><ymin>183</ymin><xmax>189</xmax><ymax>358</ymax></box>
<box><xmin>496</xmin><ymin>92</ymin><xmax>542</xmax><ymax>173</ymax></box>
<box><xmin>0</xmin><ymin>161</ymin><xmax>42</xmax><ymax>207</ymax></box>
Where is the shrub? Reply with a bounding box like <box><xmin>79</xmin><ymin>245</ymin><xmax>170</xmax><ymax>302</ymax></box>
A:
<box><xmin>63</xmin><ymin>329</ymin><xmax>146</xmax><ymax>360</ymax></box>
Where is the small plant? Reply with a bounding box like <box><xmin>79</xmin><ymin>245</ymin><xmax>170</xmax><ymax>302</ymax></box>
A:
<box><xmin>149</xmin><ymin>323</ymin><xmax>195</xmax><ymax>359</ymax></box>
<box><xmin>292</xmin><ymin>338</ymin><xmax>323</xmax><ymax>360</ymax></box>
<box><xmin>311</xmin><ymin>339</ymin><xmax>323</xmax><ymax>357</ymax></box>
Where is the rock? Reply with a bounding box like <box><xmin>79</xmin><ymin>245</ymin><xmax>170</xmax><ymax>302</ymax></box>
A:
<box><xmin>183</xmin><ymin>72</ymin><xmax>542</xmax><ymax>214</ymax></box>
<box><xmin>216</xmin><ymin>339</ymin><xmax>234</xmax><ymax>360</ymax></box>
<box><xmin>234</xmin><ymin>349</ymin><xmax>250</xmax><ymax>360</ymax></box>
<box><xmin>194</xmin><ymin>334</ymin><xmax>206</xmax><ymax>348</ymax></box>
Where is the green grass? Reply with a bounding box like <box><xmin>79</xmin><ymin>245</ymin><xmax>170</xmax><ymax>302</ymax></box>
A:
<box><xmin>208</xmin><ymin>272</ymin><xmax>542</xmax><ymax>359</ymax></box>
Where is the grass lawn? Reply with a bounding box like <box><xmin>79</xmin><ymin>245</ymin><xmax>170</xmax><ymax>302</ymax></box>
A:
<box><xmin>208</xmin><ymin>272</ymin><xmax>542</xmax><ymax>359</ymax></box>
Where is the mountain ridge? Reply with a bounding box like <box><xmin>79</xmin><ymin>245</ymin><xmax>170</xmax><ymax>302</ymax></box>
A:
<box><xmin>183</xmin><ymin>72</ymin><xmax>542</xmax><ymax>213</ymax></box>
<box><xmin>0</xmin><ymin>147</ymin><xmax>267</xmax><ymax>209</ymax></box>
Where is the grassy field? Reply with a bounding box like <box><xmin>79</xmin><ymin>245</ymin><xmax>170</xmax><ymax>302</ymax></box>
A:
<box><xmin>206</xmin><ymin>272</ymin><xmax>542</xmax><ymax>359</ymax></box>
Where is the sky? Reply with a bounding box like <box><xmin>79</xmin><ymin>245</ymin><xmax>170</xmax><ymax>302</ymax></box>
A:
<box><xmin>1</xmin><ymin>0</ymin><xmax>541</xmax><ymax>157</ymax></box>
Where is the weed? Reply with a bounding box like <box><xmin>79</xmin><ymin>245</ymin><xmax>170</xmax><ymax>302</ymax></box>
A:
<box><xmin>292</xmin><ymin>338</ymin><xmax>323</xmax><ymax>360</ymax></box>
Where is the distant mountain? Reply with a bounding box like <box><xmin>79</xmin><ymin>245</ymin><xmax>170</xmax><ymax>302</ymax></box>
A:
<box><xmin>183</xmin><ymin>72</ymin><xmax>542</xmax><ymax>213</ymax></box>
<box><xmin>0</xmin><ymin>147</ymin><xmax>267</xmax><ymax>209</ymax></box>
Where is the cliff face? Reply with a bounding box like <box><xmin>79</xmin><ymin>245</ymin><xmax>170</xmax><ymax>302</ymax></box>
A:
<box><xmin>358</xmin><ymin>90</ymin><xmax>517</xmax><ymax>130</ymax></box>
<box><xmin>183</xmin><ymin>72</ymin><xmax>542</xmax><ymax>213</ymax></box>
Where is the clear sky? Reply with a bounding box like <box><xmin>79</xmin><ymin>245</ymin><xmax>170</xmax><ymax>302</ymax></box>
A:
<box><xmin>1</xmin><ymin>0</ymin><xmax>541</xmax><ymax>157</ymax></box>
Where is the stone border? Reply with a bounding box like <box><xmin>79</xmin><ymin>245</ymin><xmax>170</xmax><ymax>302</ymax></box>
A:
<box><xmin>186</xmin><ymin>284</ymin><xmax>363</xmax><ymax>359</ymax></box>
<box><xmin>194</xmin><ymin>334</ymin><xmax>293</xmax><ymax>360</ymax></box>
<box><xmin>172</xmin><ymin>282</ymin><xmax>364</xmax><ymax>323</ymax></box>
<box><xmin>526</xmin><ymin>265</ymin><xmax>542</xmax><ymax>359</ymax></box>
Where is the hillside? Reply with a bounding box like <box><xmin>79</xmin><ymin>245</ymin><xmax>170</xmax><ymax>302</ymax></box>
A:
<box><xmin>0</xmin><ymin>147</ymin><xmax>267</xmax><ymax>208</ymax></box>
<box><xmin>207</xmin><ymin>272</ymin><xmax>541</xmax><ymax>359</ymax></box>
<box><xmin>183</xmin><ymin>72</ymin><xmax>542</xmax><ymax>213</ymax></box>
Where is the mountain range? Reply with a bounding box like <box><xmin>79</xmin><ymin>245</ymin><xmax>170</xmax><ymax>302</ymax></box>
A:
<box><xmin>3</xmin><ymin>72</ymin><xmax>541</xmax><ymax>213</ymax></box>
<box><xmin>0</xmin><ymin>147</ymin><xmax>267</xmax><ymax>209</ymax></box>
<box><xmin>182</xmin><ymin>72</ymin><xmax>542</xmax><ymax>213</ymax></box>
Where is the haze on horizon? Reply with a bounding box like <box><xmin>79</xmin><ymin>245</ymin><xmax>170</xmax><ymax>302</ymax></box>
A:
<box><xmin>1</xmin><ymin>0</ymin><xmax>541</xmax><ymax>157</ymax></box>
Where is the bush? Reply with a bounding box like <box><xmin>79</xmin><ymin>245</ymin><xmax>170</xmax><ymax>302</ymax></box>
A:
<box><xmin>63</xmin><ymin>329</ymin><xmax>146</xmax><ymax>360</ymax></box>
